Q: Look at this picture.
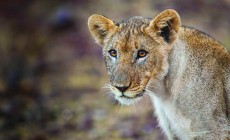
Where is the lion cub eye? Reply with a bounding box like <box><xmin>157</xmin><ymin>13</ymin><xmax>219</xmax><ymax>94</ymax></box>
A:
<box><xmin>137</xmin><ymin>50</ymin><xmax>148</xmax><ymax>58</ymax></box>
<box><xmin>108</xmin><ymin>49</ymin><xmax>117</xmax><ymax>58</ymax></box>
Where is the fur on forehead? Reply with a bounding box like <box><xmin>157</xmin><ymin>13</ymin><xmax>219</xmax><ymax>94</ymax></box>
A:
<box><xmin>116</xmin><ymin>16</ymin><xmax>151</xmax><ymax>34</ymax></box>
<box><xmin>111</xmin><ymin>17</ymin><xmax>151</xmax><ymax>51</ymax></box>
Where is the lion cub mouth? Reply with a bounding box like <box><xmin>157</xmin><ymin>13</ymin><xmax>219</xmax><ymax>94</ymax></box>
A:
<box><xmin>111</xmin><ymin>87</ymin><xmax>146</xmax><ymax>105</ymax></box>
<box><xmin>120</xmin><ymin>90</ymin><xmax>145</xmax><ymax>99</ymax></box>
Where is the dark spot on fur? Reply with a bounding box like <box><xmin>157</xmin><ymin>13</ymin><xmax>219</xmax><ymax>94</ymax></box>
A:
<box><xmin>94</xmin><ymin>24</ymin><xmax>99</xmax><ymax>29</ymax></box>
<box><xmin>159</xmin><ymin>26</ymin><xmax>170</xmax><ymax>43</ymax></box>
<box><xmin>125</xmin><ymin>31</ymin><xmax>130</xmax><ymax>46</ymax></box>
<box><xmin>114</xmin><ymin>22</ymin><xmax>119</xmax><ymax>26</ymax></box>
<box><xmin>94</xmin><ymin>24</ymin><xmax>107</xmax><ymax>38</ymax></box>
<box><xmin>135</xmin><ymin>42</ymin><xmax>138</xmax><ymax>49</ymax></box>
<box><xmin>98</xmin><ymin>29</ymin><xmax>107</xmax><ymax>38</ymax></box>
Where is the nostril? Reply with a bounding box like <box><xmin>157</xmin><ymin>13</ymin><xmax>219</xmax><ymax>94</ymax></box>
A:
<box><xmin>115</xmin><ymin>86</ymin><xmax>129</xmax><ymax>92</ymax></box>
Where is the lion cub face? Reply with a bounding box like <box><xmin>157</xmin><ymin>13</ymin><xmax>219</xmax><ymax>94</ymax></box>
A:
<box><xmin>88</xmin><ymin>9</ymin><xmax>181</xmax><ymax>105</ymax></box>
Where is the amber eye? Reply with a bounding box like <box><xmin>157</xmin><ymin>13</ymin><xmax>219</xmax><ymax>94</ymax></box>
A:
<box><xmin>108</xmin><ymin>49</ymin><xmax>117</xmax><ymax>57</ymax></box>
<box><xmin>137</xmin><ymin>50</ymin><xmax>148</xmax><ymax>58</ymax></box>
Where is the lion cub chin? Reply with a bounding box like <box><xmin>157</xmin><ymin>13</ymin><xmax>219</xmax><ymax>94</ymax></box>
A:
<box><xmin>88</xmin><ymin>9</ymin><xmax>230</xmax><ymax>140</ymax></box>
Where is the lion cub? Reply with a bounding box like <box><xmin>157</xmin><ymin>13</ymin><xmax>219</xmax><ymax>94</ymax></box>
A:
<box><xmin>88</xmin><ymin>9</ymin><xmax>230</xmax><ymax>140</ymax></box>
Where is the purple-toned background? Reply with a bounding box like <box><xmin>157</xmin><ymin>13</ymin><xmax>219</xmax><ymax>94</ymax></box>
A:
<box><xmin>0</xmin><ymin>0</ymin><xmax>229</xmax><ymax>140</ymax></box>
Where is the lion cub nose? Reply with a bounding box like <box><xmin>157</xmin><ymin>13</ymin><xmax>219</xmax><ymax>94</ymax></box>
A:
<box><xmin>115</xmin><ymin>86</ymin><xmax>129</xmax><ymax>92</ymax></box>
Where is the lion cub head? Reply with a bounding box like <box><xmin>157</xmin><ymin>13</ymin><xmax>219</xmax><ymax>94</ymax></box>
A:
<box><xmin>88</xmin><ymin>9</ymin><xmax>181</xmax><ymax>105</ymax></box>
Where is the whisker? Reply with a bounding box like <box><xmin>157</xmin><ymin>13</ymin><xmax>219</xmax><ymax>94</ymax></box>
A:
<box><xmin>103</xmin><ymin>92</ymin><xmax>115</xmax><ymax>100</ymax></box>
<box><xmin>114</xmin><ymin>105</ymin><xmax>119</xmax><ymax>112</ymax></box>
<box><xmin>146</xmin><ymin>85</ymin><xmax>154</xmax><ymax>90</ymax></box>
<box><xmin>103</xmin><ymin>92</ymin><xmax>111</xmax><ymax>97</ymax></box>
<box><xmin>100</xmin><ymin>90</ymin><xmax>110</xmax><ymax>96</ymax></box>
<box><xmin>143</xmin><ymin>94</ymin><xmax>150</xmax><ymax>102</ymax></box>
<box><xmin>100</xmin><ymin>89</ymin><xmax>110</xmax><ymax>94</ymax></box>
<box><xmin>145</xmin><ymin>89</ymin><xmax>154</xmax><ymax>94</ymax></box>
<box><xmin>115</xmin><ymin>101</ymin><xmax>123</xmax><ymax>112</ymax></box>
<box><xmin>99</xmin><ymin>86</ymin><xmax>109</xmax><ymax>91</ymax></box>
<box><xmin>132</xmin><ymin>100</ymin><xmax>137</xmax><ymax>113</ymax></box>
<box><xmin>99</xmin><ymin>84</ymin><xmax>113</xmax><ymax>96</ymax></box>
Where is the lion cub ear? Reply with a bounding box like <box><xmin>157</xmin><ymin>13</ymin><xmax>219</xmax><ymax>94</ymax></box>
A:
<box><xmin>146</xmin><ymin>9</ymin><xmax>181</xmax><ymax>44</ymax></box>
<box><xmin>88</xmin><ymin>14</ymin><xmax>118</xmax><ymax>46</ymax></box>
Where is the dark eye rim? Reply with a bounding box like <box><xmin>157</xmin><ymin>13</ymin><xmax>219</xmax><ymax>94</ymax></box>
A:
<box><xmin>108</xmin><ymin>49</ymin><xmax>117</xmax><ymax>57</ymax></box>
<box><xmin>137</xmin><ymin>49</ymin><xmax>148</xmax><ymax>58</ymax></box>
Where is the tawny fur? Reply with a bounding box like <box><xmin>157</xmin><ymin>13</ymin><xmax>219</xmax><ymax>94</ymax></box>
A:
<box><xmin>88</xmin><ymin>9</ymin><xmax>230</xmax><ymax>140</ymax></box>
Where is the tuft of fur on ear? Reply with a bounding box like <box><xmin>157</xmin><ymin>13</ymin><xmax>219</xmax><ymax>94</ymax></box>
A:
<box><xmin>88</xmin><ymin>14</ymin><xmax>118</xmax><ymax>46</ymax></box>
<box><xmin>146</xmin><ymin>9</ymin><xmax>181</xmax><ymax>44</ymax></box>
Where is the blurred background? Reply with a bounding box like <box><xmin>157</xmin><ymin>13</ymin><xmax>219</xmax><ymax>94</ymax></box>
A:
<box><xmin>0</xmin><ymin>0</ymin><xmax>229</xmax><ymax>140</ymax></box>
